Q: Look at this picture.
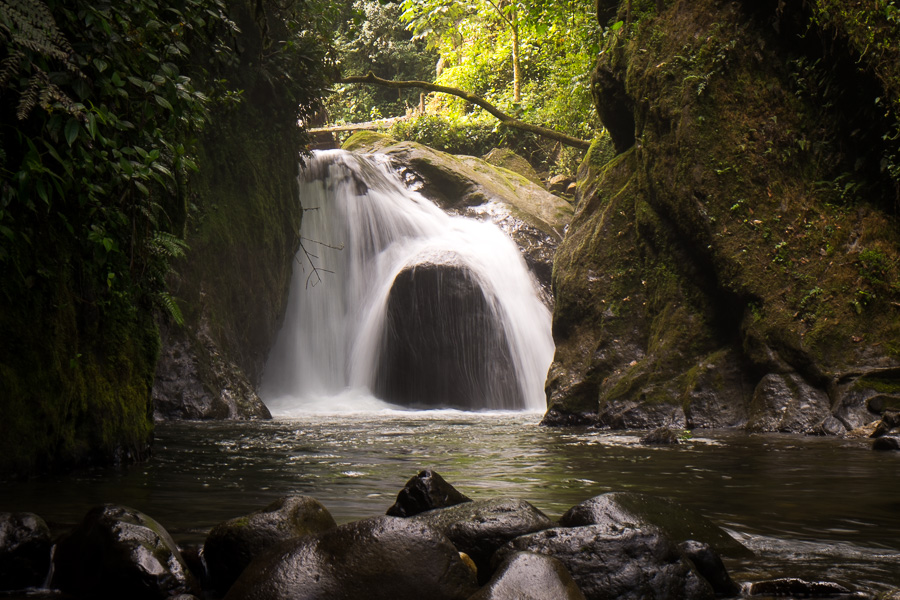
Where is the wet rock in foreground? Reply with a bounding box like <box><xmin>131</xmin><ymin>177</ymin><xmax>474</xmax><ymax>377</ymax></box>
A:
<box><xmin>52</xmin><ymin>504</ymin><xmax>198</xmax><ymax>600</ymax></box>
<box><xmin>469</xmin><ymin>551</ymin><xmax>586</xmax><ymax>600</ymax></box>
<box><xmin>494</xmin><ymin>524</ymin><xmax>714</xmax><ymax>600</ymax></box>
<box><xmin>386</xmin><ymin>468</ymin><xmax>472</xmax><ymax>517</ymax></box>
<box><xmin>224</xmin><ymin>516</ymin><xmax>478</xmax><ymax>600</ymax></box>
<box><xmin>560</xmin><ymin>491</ymin><xmax>751</xmax><ymax>558</ymax></box>
<box><xmin>0</xmin><ymin>512</ymin><xmax>52</xmax><ymax>591</ymax></box>
<box><xmin>204</xmin><ymin>496</ymin><xmax>337</xmax><ymax>595</ymax></box>
<box><xmin>679</xmin><ymin>540</ymin><xmax>741</xmax><ymax>597</ymax></box>
<box><xmin>410</xmin><ymin>497</ymin><xmax>554</xmax><ymax>578</ymax></box>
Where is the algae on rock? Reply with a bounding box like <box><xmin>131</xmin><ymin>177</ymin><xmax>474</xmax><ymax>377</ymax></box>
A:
<box><xmin>545</xmin><ymin>0</ymin><xmax>900</xmax><ymax>431</ymax></box>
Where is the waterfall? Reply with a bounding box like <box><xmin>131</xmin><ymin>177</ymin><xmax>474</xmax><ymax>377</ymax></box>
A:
<box><xmin>260</xmin><ymin>150</ymin><xmax>554</xmax><ymax>414</ymax></box>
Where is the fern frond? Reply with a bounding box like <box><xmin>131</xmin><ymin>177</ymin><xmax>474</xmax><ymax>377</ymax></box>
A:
<box><xmin>154</xmin><ymin>291</ymin><xmax>185</xmax><ymax>326</ymax></box>
<box><xmin>148</xmin><ymin>230</ymin><xmax>188</xmax><ymax>259</ymax></box>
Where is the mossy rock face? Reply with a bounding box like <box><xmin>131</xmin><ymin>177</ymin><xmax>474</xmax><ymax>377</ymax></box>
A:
<box><xmin>482</xmin><ymin>148</ymin><xmax>544</xmax><ymax>187</ymax></box>
<box><xmin>152</xmin><ymin>76</ymin><xmax>304</xmax><ymax>421</ymax></box>
<box><xmin>546</xmin><ymin>0</ymin><xmax>900</xmax><ymax>428</ymax></box>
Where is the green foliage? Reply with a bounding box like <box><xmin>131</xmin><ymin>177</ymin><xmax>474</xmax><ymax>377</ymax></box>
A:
<box><xmin>808</xmin><ymin>0</ymin><xmax>900</xmax><ymax>202</ymax></box>
<box><xmin>327</xmin><ymin>0</ymin><xmax>600</xmax><ymax>175</ymax></box>
<box><xmin>326</xmin><ymin>0</ymin><xmax>438</xmax><ymax>124</ymax></box>
<box><xmin>0</xmin><ymin>0</ymin><xmax>334</xmax><ymax>474</ymax></box>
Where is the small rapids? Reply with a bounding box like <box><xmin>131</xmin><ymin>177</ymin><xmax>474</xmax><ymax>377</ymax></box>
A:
<box><xmin>260</xmin><ymin>150</ymin><xmax>554</xmax><ymax>414</ymax></box>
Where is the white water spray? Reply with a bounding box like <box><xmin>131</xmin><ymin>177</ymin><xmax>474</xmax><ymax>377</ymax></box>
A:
<box><xmin>260</xmin><ymin>150</ymin><xmax>554</xmax><ymax>415</ymax></box>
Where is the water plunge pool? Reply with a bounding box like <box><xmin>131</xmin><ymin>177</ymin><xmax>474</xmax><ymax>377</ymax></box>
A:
<box><xmin>3</xmin><ymin>411</ymin><xmax>900</xmax><ymax>596</ymax></box>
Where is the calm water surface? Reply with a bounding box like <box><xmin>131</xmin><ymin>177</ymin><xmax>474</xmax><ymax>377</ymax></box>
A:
<box><xmin>3</xmin><ymin>411</ymin><xmax>900</xmax><ymax>595</ymax></box>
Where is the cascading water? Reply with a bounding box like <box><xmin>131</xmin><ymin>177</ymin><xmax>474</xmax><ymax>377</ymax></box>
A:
<box><xmin>260</xmin><ymin>150</ymin><xmax>554</xmax><ymax>414</ymax></box>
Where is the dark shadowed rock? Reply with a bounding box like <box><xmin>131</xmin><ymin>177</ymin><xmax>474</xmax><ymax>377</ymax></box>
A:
<box><xmin>810</xmin><ymin>416</ymin><xmax>847</xmax><ymax>437</ymax></box>
<box><xmin>373</xmin><ymin>260</ymin><xmax>523</xmax><ymax>410</ymax></box>
<box><xmin>386</xmin><ymin>469</ymin><xmax>472</xmax><ymax>517</ymax></box>
<box><xmin>153</xmin><ymin>321</ymin><xmax>272</xmax><ymax>421</ymax></box>
<box><xmin>411</xmin><ymin>497</ymin><xmax>554</xmax><ymax>578</ymax></box>
<box><xmin>468</xmin><ymin>551</ymin><xmax>586</xmax><ymax>600</ymax></box>
<box><xmin>52</xmin><ymin>504</ymin><xmax>198</xmax><ymax>600</ymax></box>
<box><xmin>559</xmin><ymin>492</ymin><xmax>750</xmax><ymax>558</ymax></box>
<box><xmin>678</xmin><ymin>540</ymin><xmax>741</xmax><ymax>597</ymax></box>
<box><xmin>871</xmin><ymin>410</ymin><xmax>900</xmax><ymax>438</ymax></box>
<box><xmin>746</xmin><ymin>578</ymin><xmax>852</xmax><ymax>597</ymax></box>
<box><xmin>0</xmin><ymin>512</ymin><xmax>51</xmax><ymax>591</ymax></box>
<box><xmin>867</xmin><ymin>394</ymin><xmax>900</xmax><ymax>415</ymax></box>
<box><xmin>494</xmin><ymin>524</ymin><xmax>714</xmax><ymax>600</ymax></box>
<box><xmin>204</xmin><ymin>496</ymin><xmax>337</xmax><ymax>595</ymax></box>
<box><xmin>640</xmin><ymin>426</ymin><xmax>683</xmax><ymax>445</ymax></box>
<box><xmin>223</xmin><ymin>516</ymin><xmax>478</xmax><ymax>600</ymax></box>
<box><xmin>873</xmin><ymin>435</ymin><xmax>900</xmax><ymax>451</ymax></box>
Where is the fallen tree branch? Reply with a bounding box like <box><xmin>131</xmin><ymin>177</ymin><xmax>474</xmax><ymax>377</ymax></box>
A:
<box><xmin>336</xmin><ymin>72</ymin><xmax>592</xmax><ymax>150</ymax></box>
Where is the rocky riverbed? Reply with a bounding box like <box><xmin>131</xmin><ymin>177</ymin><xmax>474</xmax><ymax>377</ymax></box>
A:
<box><xmin>2</xmin><ymin>468</ymin><xmax>896</xmax><ymax>600</ymax></box>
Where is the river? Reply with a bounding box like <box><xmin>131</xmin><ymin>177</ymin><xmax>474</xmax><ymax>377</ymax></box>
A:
<box><xmin>3</xmin><ymin>410</ymin><xmax>900</xmax><ymax>596</ymax></box>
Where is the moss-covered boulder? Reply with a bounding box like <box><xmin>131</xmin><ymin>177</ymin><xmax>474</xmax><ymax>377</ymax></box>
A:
<box><xmin>545</xmin><ymin>0</ymin><xmax>900</xmax><ymax>430</ymax></box>
<box><xmin>342</xmin><ymin>132</ymin><xmax>572</xmax><ymax>294</ymax></box>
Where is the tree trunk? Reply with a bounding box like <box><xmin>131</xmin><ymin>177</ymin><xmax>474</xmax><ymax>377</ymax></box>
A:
<box><xmin>511</xmin><ymin>9</ymin><xmax>521</xmax><ymax>103</ymax></box>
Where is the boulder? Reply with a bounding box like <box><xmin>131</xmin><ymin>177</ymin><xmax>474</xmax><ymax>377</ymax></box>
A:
<box><xmin>559</xmin><ymin>492</ymin><xmax>750</xmax><ymax>558</ymax></box>
<box><xmin>871</xmin><ymin>410</ymin><xmax>900</xmax><ymax>437</ymax></box>
<box><xmin>0</xmin><ymin>512</ymin><xmax>51</xmax><ymax>590</ymax></box>
<box><xmin>640</xmin><ymin>426</ymin><xmax>683</xmax><ymax>445</ymax></box>
<box><xmin>468</xmin><ymin>551</ymin><xmax>586</xmax><ymax>600</ymax></box>
<box><xmin>678</xmin><ymin>540</ymin><xmax>741</xmax><ymax>597</ymax></box>
<box><xmin>810</xmin><ymin>416</ymin><xmax>847</xmax><ymax>437</ymax></box>
<box><xmin>52</xmin><ymin>504</ymin><xmax>198</xmax><ymax>600</ymax></box>
<box><xmin>548</xmin><ymin>174</ymin><xmax>573</xmax><ymax>195</ymax></box>
<box><xmin>373</xmin><ymin>260</ymin><xmax>523</xmax><ymax>410</ymax></box>
<box><xmin>411</xmin><ymin>497</ymin><xmax>554</xmax><ymax>578</ymax></box>
<box><xmin>482</xmin><ymin>148</ymin><xmax>543</xmax><ymax>186</ymax></box>
<box><xmin>204</xmin><ymin>496</ymin><xmax>337</xmax><ymax>595</ymax></box>
<box><xmin>224</xmin><ymin>516</ymin><xmax>478</xmax><ymax>600</ymax></box>
<box><xmin>872</xmin><ymin>435</ymin><xmax>900</xmax><ymax>451</ymax></box>
<box><xmin>153</xmin><ymin>321</ymin><xmax>272</xmax><ymax>421</ymax></box>
<box><xmin>746</xmin><ymin>578</ymin><xmax>851</xmax><ymax>597</ymax></box>
<box><xmin>746</xmin><ymin>373</ymin><xmax>833</xmax><ymax>434</ymax></box>
<box><xmin>386</xmin><ymin>469</ymin><xmax>472</xmax><ymax>517</ymax></box>
<box><xmin>494</xmin><ymin>524</ymin><xmax>714</xmax><ymax>600</ymax></box>
<box><xmin>866</xmin><ymin>394</ymin><xmax>900</xmax><ymax>415</ymax></box>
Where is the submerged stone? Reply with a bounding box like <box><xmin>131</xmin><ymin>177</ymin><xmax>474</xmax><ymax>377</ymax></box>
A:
<box><xmin>469</xmin><ymin>551</ymin><xmax>586</xmax><ymax>600</ymax></box>
<box><xmin>559</xmin><ymin>492</ymin><xmax>750</xmax><ymax>558</ymax></box>
<box><xmin>223</xmin><ymin>516</ymin><xmax>478</xmax><ymax>600</ymax></box>
<box><xmin>204</xmin><ymin>496</ymin><xmax>337</xmax><ymax>595</ymax></box>
<box><xmin>373</xmin><ymin>261</ymin><xmax>522</xmax><ymax>410</ymax></box>
<box><xmin>386</xmin><ymin>469</ymin><xmax>472</xmax><ymax>517</ymax></box>
<box><xmin>640</xmin><ymin>426</ymin><xmax>683</xmax><ymax>445</ymax></box>
<box><xmin>746</xmin><ymin>577</ymin><xmax>852</xmax><ymax>597</ymax></box>
<box><xmin>678</xmin><ymin>540</ymin><xmax>741</xmax><ymax>597</ymax></box>
<box><xmin>52</xmin><ymin>504</ymin><xmax>198</xmax><ymax>600</ymax></box>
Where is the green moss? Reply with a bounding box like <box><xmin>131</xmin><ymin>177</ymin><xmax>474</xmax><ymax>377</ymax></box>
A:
<box><xmin>856</xmin><ymin>375</ymin><xmax>900</xmax><ymax>395</ymax></box>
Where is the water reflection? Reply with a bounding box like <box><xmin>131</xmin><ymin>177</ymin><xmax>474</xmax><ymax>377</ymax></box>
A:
<box><xmin>2</xmin><ymin>412</ymin><xmax>899</xmax><ymax>594</ymax></box>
